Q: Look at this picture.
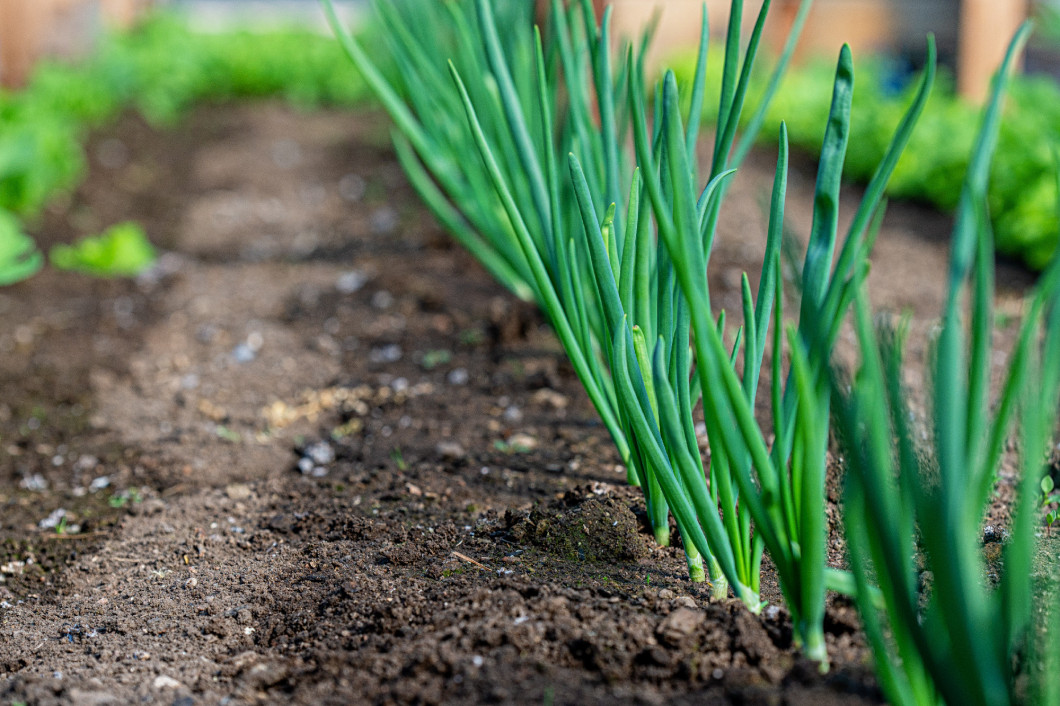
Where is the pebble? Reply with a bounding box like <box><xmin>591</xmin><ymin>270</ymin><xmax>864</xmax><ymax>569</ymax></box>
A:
<box><xmin>507</xmin><ymin>433</ymin><xmax>538</xmax><ymax>452</ymax></box>
<box><xmin>530</xmin><ymin>388</ymin><xmax>568</xmax><ymax>409</ymax></box>
<box><xmin>436</xmin><ymin>441</ymin><xmax>466</xmax><ymax>461</ymax></box>
<box><xmin>76</xmin><ymin>455</ymin><xmax>101</xmax><ymax>472</ymax></box>
<box><xmin>231</xmin><ymin>343</ymin><xmax>257</xmax><ymax>363</ymax></box>
<box><xmin>152</xmin><ymin>675</ymin><xmax>183</xmax><ymax>690</ymax></box>
<box><xmin>447</xmin><ymin>368</ymin><xmax>469</xmax><ymax>385</ymax></box>
<box><xmin>304</xmin><ymin>441</ymin><xmax>335</xmax><ymax>465</ymax></box>
<box><xmin>38</xmin><ymin>508</ymin><xmax>67</xmax><ymax>530</ymax></box>
<box><xmin>336</xmin><ymin>269</ymin><xmax>368</xmax><ymax>294</ymax></box>
<box><xmin>225</xmin><ymin>483</ymin><xmax>252</xmax><ymax>501</ymax></box>
<box><xmin>370</xmin><ymin>344</ymin><xmax>402</xmax><ymax>364</ymax></box>
<box><xmin>19</xmin><ymin>473</ymin><xmax>47</xmax><ymax>491</ymax></box>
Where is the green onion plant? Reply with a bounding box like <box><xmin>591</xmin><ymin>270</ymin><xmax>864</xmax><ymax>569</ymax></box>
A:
<box><xmin>322</xmin><ymin>0</ymin><xmax>945</xmax><ymax>669</ymax></box>
<box><xmin>612</xmin><ymin>38</ymin><xmax>934</xmax><ymax>667</ymax></box>
<box><xmin>827</xmin><ymin>24</ymin><xmax>1060</xmax><ymax>705</ymax></box>
<box><xmin>322</xmin><ymin>0</ymin><xmax>821</xmax><ymax>593</ymax></box>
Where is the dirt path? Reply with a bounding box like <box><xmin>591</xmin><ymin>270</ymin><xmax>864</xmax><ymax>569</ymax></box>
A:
<box><xmin>0</xmin><ymin>101</ymin><xmax>1037</xmax><ymax>705</ymax></box>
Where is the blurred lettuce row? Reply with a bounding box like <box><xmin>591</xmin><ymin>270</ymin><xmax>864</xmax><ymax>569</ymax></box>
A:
<box><xmin>0</xmin><ymin>210</ymin><xmax>42</xmax><ymax>285</ymax></box>
<box><xmin>675</xmin><ymin>49</ymin><xmax>1060</xmax><ymax>270</ymax></box>
<box><xmin>50</xmin><ymin>222</ymin><xmax>156</xmax><ymax>278</ymax></box>
<box><xmin>0</xmin><ymin>12</ymin><xmax>371</xmax><ymax>233</ymax></box>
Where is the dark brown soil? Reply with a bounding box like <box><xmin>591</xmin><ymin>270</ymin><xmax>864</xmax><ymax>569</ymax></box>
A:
<box><xmin>0</xmin><ymin>101</ymin><xmax>1039</xmax><ymax>705</ymax></box>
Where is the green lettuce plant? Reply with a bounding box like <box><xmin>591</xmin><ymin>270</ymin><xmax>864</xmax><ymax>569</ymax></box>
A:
<box><xmin>828</xmin><ymin>24</ymin><xmax>1060</xmax><ymax>704</ymax></box>
<box><xmin>0</xmin><ymin>208</ymin><xmax>42</xmax><ymax>285</ymax></box>
<box><xmin>0</xmin><ymin>14</ymin><xmax>372</xmax><ymax>282</ymax></box>
<box><xmin>50</xmin><ymin>221</ymin><xmax>156</xmax><ymax>277</ymax></box>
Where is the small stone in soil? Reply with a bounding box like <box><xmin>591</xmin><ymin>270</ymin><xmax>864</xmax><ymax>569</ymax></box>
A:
<box><xmin>152</xmin><ymin>675</ymin><xmax>183</xmax><ymax>690</ymax></box>
<box><xmin>507</xmin><ymin>433</ymin><xmax>538</xmax><ymax>451</ymax></box>
<box><xmin>436</xmin><ymin>441</ymin><xmax>466</xmax><ymax>461</ymax></box>
<box><xmin>231</xmin><ymin>343</ymin><xmax>256</xmax><ymax>363</ymax></box>
<box><xmin>370</xmin><ymin>344</ymin><xmax>402</xmax><ymax>363</ymax></box>
<box><xmin>303</xmin><ymin>441</ymin><xmax>335</xmax><ymax>465</ymax></box>
<box><xmin>39</xmin><ymin>508</ymin><xmax>67</xmax><ymax>529</ymax></box>
<box><xmin>20</xmin><ymin>473</ymin><xmax>47</xmax><ymax>491</ymax></box>
<box><xmin>447</xmin><ymin>368</ymin><xmax>469</xmax><ymax>385</ymax></box>
<box><xmin>336</xmin><ymin>269</ymin><xmax>367</xmax><ymax>294</ymax></box>
<box><xmin>225</xmin><ymin>483</ymin><xmax>252</xmax><ymax>501</ymax></box>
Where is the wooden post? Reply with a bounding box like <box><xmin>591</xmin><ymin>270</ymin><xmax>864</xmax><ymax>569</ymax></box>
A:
<box><xmin>101</xmin><ymin>0</ymin><xmax>152</xmax><ymax>30</ymax></box>
<box><xmin>768</xmin><ymin>0</ymin><xmax>896</xmax><ymax>63</ymax></box>
<box><xmin>0</xmin><ymin>0</ymin><xmax>49</xmax><ymax>88</ymax></box>
<box><xmin>0</xmin><ymin>0</ymin><xmax>106</xmax><ymax>89</ymax></box>
<box><xmin>958</xmin><ymin>0</ymin><xmax>1028</xmax><ymax>102</ymax></box>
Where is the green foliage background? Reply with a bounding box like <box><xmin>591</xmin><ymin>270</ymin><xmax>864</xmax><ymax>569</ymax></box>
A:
<box><xmin>0</xmin><ymin>14</ymin><xmax>370</xmax><ymax>219</ymax></box>
<box><xmin>0</xmin><ymin>13</ymin><xmax>369</xmax><ymax>283</ymax></box>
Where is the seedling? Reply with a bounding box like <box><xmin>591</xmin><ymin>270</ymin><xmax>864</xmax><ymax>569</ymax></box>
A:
<box><xmin>420</xmin><ymin>349</ymin><xmax>452</xmax><ymax>370</ymax></box>
<box><xmin>108</xmin><ymin>487</ymin><xmax>144</xmax><ymax>509</ymax></box>
<box><xmin>1042</xmin><ymin>476</ymin><xmax>1060</xmax><ymax>536</ymax></box>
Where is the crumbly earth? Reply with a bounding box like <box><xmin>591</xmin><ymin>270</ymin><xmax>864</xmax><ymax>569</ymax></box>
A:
<box><xmin>0</xmin><ymin>102</ymin><xmax>1043</xmax><ymax>705</ymax></box>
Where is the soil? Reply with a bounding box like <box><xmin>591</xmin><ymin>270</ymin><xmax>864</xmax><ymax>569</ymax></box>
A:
<box><xmin>0</xmin><ymin>101</ymin><xmax>1045</xmax><ymax>705</ymax></box>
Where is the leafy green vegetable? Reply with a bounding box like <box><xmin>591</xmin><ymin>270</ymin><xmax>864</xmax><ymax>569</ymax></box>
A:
<box><xmin>4</xmin><ymin>18</ymin><xmax>364</xmax><ymax>217</ymax></box>
<box><xmin>0</xmin><ymin>11</ymin><xmax>372</xmax><ymax>279</ymax></box>
<box><xmin>0</xmin><ymin>208</ymin><xmax>42</xmax><ymax>285</ymax></box>
<box><xmin>50</xmin><ymin>221</ymin><xmax>156</xmax><ymax>277</ymax></box>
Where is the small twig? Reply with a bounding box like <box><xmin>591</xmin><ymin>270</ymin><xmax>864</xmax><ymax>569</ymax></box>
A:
<box><xmin>42</xmin><ymin>531</ymin><xmax>109</xmax><ymax>541</ymax></box>
<box><xmin>451</xmin><ymin>551</ymin><xmax>489</xmax><ymax>571</ymax></box>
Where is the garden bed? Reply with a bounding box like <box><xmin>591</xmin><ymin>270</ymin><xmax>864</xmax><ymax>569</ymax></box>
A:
<box><xmin>0</xmin><ymin>100</ymin><xmax>1045</xmax><ymax>705</ymax></box>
